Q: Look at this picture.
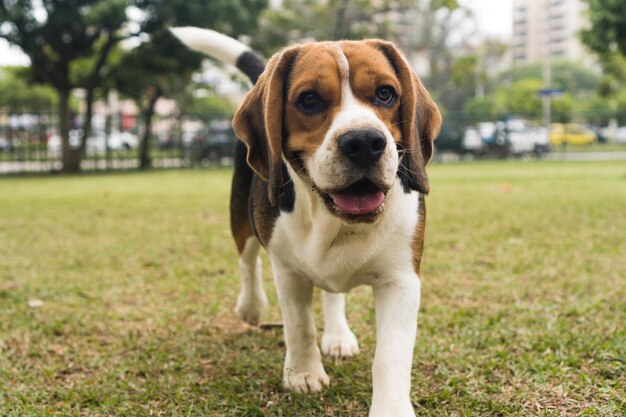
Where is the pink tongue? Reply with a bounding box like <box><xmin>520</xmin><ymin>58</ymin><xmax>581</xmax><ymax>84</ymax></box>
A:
<box><xmin>330</xmin><ymin>191</ymin><xmax>385</xmax><ymax>215</ymax></box>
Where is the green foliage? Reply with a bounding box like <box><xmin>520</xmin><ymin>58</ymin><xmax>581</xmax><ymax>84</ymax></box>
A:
<box><xmin>431</xmin><ymin>0</ymin><xmax>459</xmax><ymax>9</ymax></box>
<box><xmin>0</xmin><ymin>0</ymin><xmax>269</xmax><ymax>170</ymax></box>
<box><xmin>0</xmin><ymin>0</ymin><xmax>132</xmax><ymax>170</ymax></box>
<box><xmin>251</xmin><ymin>0</ymin><xmax>461</xmax><ymax>56</ymax></box>
<box><xmin>0</xmin><ymin>67</ymin><xmax>57</xmax><ymax>113</ymax></box>
<box><xmin>463</xmin><ymin>59</ymin><xmax>610</xmax><ymax>121</ymax></box>
<box><xmin>463</xmin><ymin>97</ymin><xmax>497</xmax><ymax>120</ymax></box>
<box><xmin>451</xmin><ymin>55</ymin><xmax>479</xmax><ymax>88</ymax></box>
<box><xmin>111</xmin><ymin>32</ymin><xmax>201</xmax><ymax>104</ymax></box>
<box><xmin>580</xmin><ymin>0</ymin><xmax>626</xmax><ymax>96</ymax></box>
<box><xmin>497</xmin><ymin>60</ymin><xmax>601</xmax><ymax>93</ymax></box>
<box><xmin>251</xmin><ymin>0</ymin><xmax>394</xmax><ymax>55</ymax></box>
<box><xmin>495</xmin><ymin>79</ymin><xmax>543</xmax><ymax>118</ymax></box>
<box><xmin>575</xmin><ymin>93</ymin><xmax>614</xmax><ymax>123</ymax></box>
<box><xmin>446</xmin><ymin>39</ymin><xmax>508</xmax><ymax>113</ymax></box>
<box><xmin>187</xmin><ymin>94</ymin><xmax>235</xmax><ymax>117</ymax></box>
<box><xmin>111</xmin><ymin>0</ymin><xmax>267</xmax><ymax>168</ymax></box>
<box><xmin>138</xmin><ymin>0</ymin><xmax>267</xmax><ymax>36</ymax></box>
<box><xmin>581</xmin><ymin>0</ymin><xmax>626</xmax><ymax>57</ymax></box>
<box><xmin>0</xmin><ymin>0</ymin><xmax>128</xmax><ymax>91</ymax></box>
<box><xmin>552</xmin><ymin>93</ymin><xmax>574</xmax><ymax>123</ymax></box>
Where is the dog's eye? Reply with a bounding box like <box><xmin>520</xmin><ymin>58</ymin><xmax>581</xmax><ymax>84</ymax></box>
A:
<box><xmin>297</xmin><ymin>91</ymin><xmax>324</xmax><ymax>114</ymax></box>
<box><xmin>375</xmin><ymin>86</ymin><xmax>396</xmax><ymax>106</ymax></box>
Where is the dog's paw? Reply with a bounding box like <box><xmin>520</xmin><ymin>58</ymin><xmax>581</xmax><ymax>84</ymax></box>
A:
<box><xmin>284</xmin><ymin>368</ymin><xmax>330</xmax><ymax>393</ymax></box>
<box><xmin>321</xmin><ymin>329</ymin><xmax>360</xmax><ymax>358</ymax></box>
<box><xmin>234</xmin><ymin>292</ymin><xmax>268</xmax><ymax>326</ymax></box>
<box><xmin>369</xmin><ymin>401</ymin><xmax>415</xmax><ymax>417</ymax></box>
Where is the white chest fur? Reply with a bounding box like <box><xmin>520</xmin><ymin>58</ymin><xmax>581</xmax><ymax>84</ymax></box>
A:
<box><xmin>268</xmin><ymin>172</ymin><xmax>419</xmax><ymax>293</ymax></box>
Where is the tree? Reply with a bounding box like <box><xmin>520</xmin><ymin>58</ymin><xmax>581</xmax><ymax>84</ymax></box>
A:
<box><xmin>495</xmin><ymin>79</ymin><xmax>543</xmax><ymax>119</ymax></box>
<box><xmin>497</xmin><ymin>59</ymin><xmax>602</xmax><ymax>93</ymax></box>
<box><xmin>0</xmin><ymin>0</ymin><xmax>128</xmax><ymax>172</ymax></box>
<box><xmin>581</xmin><ymin>0</ymin><xmax>626</xmax><ymax>58</ymax></box>
<box><xmin>0</xmin><ymin>67</ymin><xmax>57</xmax><ymax>113</ymax></box>
<box><xmin>580</xmin><ymin>0</ymin><xmax>626</xmax><ymax>116</ymax></box>
<box><xmin>250</xmin><ymin>0</ymin><xmax>398</xmax><ymax>55</ymax></box>
<box><xmin>112</xmin><ymin>0</ymin><xmax>267</xmax><ymax>169</ymax></box>
<box><xmin>186</xmin><ymin>93</ymin><xmax>235</xmax><ymax>118</ymax></box>
<box><xmin>463</xmin><ymin>96</ymin><xmax>497</xmax><ymax>121</ymax></box>
<box><xmin>250</xmin><ymin>0</ymin><xmax>465</xmax><ymax>112</ymax></box>
<box><xmin>110</xmin><ymin>32</ymin><xmax>202</xmax><ymax>169</ymax></box>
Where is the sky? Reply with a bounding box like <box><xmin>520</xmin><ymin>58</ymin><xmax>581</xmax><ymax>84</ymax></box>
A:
<box><xmin>0</xmin><ymin>0</ymin><xmax>514</xmax><ymax>66</ymax></box>
<box><xmin>465</xmin><ymin>0</ymin><xmax>513</xmax><ymax>38</ymax></box>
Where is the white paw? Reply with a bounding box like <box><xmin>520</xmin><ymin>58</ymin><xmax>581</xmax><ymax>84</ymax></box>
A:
<box><xmin>234</xmin><ymin>292</ymin><xmax>268</xmax><ymax>326</ymax></box>
<box><xmin>369</xmin><ymin>401</ymin><xmax>415</xmax><ymax>417</ymax></box>
<box><xmin>284</xmin><ymin>368</ymin><xmax>330</xmax><ymax>393</ymax></box>
<box><xmin>321</xmin><ymin>329</ymin><xmax>360</xmax><ymax>358</ymax></box>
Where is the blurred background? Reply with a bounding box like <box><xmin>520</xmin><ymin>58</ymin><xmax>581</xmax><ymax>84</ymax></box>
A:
<box><xmin>0</xmin><ymin>0</ymin><xmax>625</xmax><ymax>174</ymax></box>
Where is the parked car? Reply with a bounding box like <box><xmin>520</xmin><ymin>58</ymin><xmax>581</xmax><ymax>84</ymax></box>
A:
<box><xmin>502</xmin><ymin>119</ymin><xmax>550</xmax><ymax>156</ymax></box>
<box><xmin>461</xmin><ymin>127</ymin><xmax>484</xmax><ymax>155</ymax></box>
<box><xmin>550</xmin><ymin>123</ymin><xmax>596</xmax><ymax>145</ymax></box>
<box><xmin>105</xmin><ymin>130</ymin><xmax>138</xmax><ymax>151</ymax></box>
<box><xmin>590</xmin><ymin>126</ymin><xmax>608</xmax><ymax>143</ymax></box>
<box><xmin>461</xmin><ymin>119</ymin><xmax>548</xmax><ymax>158</ymax></box>
<box><xmin>186</xmin><ymin>126</ymin><xmax>237</xmax><ymax>164</ymax></box>
<box><xmin>615</xmin><ymin>126</ymin><xmax>626</xmax><ymax>144</ymax></box>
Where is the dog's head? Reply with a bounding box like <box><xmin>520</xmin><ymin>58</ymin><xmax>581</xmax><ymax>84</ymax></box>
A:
<box><xmin>233</xmin><ymin>40</ymin><xmax>441</xmax><ymax>223</ymax></box>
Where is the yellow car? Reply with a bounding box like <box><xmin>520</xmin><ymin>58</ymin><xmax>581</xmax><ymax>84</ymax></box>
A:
<box><xmin>550</xmin><ymin>123</ymin><xmax>596</xmax><ymax>145</ymax></box>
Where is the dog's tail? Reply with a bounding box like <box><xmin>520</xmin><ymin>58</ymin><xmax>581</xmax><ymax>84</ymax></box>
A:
<box><xmin>169</xmin><ymin>27</ymin><xmax>266</xmax><ymax>84</ymax></box>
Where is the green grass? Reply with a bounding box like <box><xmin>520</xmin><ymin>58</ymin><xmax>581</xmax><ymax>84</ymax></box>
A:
<box><xmin>0</xmin><ymin>161</ymin><xmax>624</xmax><ymax>416</ymax></box>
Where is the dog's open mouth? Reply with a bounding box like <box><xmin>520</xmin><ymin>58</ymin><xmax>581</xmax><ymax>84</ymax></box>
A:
<box><xmin>316</xmin><ymin>179</ymin><xmax>388</xmax><ymax>222</ymax></box>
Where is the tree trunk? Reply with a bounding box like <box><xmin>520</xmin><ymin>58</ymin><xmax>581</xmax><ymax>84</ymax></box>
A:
<box><xmin>333</xmin><ymin>0</ymin><xmax>350</xmax><ymax>40</ymax></box>
<box><xmin>138</xmin><ymin>89</ymin><xmax>161</xmax><ymax>170</ymax></box>
<box><xmin>80</xmin><ymin>85</ymin><xmax>95</xmax><ymax>157</ymax></box>
<box><xmin>59</xmin><ymin>89</ymin><xmax>81</xmax><ymax>172</ymax></box>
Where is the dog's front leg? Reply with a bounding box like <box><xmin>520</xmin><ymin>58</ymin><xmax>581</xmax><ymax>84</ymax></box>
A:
<box><xmin>321</xmin><ymin>291</ymin><xmax>360</xmax><ymax>358</ymax></box>
<box><xmin>369</xmin><ymin>275</ymin><xmax>421</xmax><ymax>417</ymax></box>
<box><xmin>272</xmin><ymin>259</ymin><xmax>329</xmax><ymax>393</ymax></box>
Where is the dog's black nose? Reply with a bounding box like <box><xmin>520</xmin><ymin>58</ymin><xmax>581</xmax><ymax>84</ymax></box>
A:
<box><xmin>337</xmin><ymin>128</ymin><xmax>387</xmax><ymax>167</ymax></box>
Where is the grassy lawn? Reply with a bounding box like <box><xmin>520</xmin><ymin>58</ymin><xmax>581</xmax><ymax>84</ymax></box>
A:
<box><xmin>0</xmin><ymin>161</ymin><xmax>624</xmax><ymax>416</ymax></box>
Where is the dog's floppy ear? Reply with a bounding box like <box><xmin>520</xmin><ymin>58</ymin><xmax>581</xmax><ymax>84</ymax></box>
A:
<box><xmin>233</xmin><ymin>46</ymin><xmax>300</xmax><ymax>206</ymax></box>
<box><xmin>368</xmin><ymin>40</ymin><xmax>442</xmax><ymax>194</ymax></box>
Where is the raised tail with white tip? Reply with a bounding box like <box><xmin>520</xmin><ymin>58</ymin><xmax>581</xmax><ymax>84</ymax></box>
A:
<box><xmin>169</xmin><ymin>26</ymin><xmax>265</xmax><ymax>84</ymax></box>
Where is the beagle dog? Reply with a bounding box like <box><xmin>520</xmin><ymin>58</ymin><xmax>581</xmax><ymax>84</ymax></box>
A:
<box><xmin>171</xmin><ymin>27</ymin><xmax>442</xmax><ymax>417</ymax></box>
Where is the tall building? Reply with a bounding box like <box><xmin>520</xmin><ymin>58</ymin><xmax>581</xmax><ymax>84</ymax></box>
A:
<box><xmin>512</xmin><ymin>0</ymin><xmax>590</xmax><ymax>64</ymax></box>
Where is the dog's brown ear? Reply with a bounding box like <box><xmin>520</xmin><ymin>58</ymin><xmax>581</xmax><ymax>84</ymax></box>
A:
<box><xmin>368</xmin><ymin>40</ymin><xmax>442</xmax><ymax>194</ymax></box>
<box><xmin>232</xmin><ymin>46</ymin><xmax>301</xmax><ymax>205</ymax></box>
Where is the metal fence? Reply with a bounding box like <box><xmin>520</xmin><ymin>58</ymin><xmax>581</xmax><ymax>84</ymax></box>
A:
<box><xmin>0</xmin><ymin>111</ymin><xmax>237</xmax><ymax>174</ymax></box>
<box><xmin>2</xmin><ymin>110</ymin><xmax>626</xmax><ymax>174</ymax></box>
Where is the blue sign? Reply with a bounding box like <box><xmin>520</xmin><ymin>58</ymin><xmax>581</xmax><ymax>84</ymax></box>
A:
<box><xmin>536</xmin><ymin>88</ymin><xmax>564</xmax><ymax>97</ymax></box>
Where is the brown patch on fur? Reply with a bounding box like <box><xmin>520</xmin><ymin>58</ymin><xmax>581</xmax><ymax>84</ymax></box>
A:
<box><xmin>283</xmin><ymin>43</ymin><xmax>343</xmax><ymax>161</ymax></box>
<box><xmin>233</xmin><ymin>46</ymin><xmax>303</xmax><ymax>205</ymax></box>
<box><xmin>248</xmin><ymin>175</ymin><xmax>280</xmax><ymax>247</ymax></box>
<box><xmin>230</xmin><ymin>142</ymin><xmax>255</xmax><ymax>254</ymax></box>
<box><xmin>231</xmin><ymin>214</ymin><xmax>254</xmax><ymax>254</ymax></box>
<box><xmin>365</xmin><ymin>40</ymin><xmax>442</xmax><ymax>194</ymax></box>
<box><xmin>412</xmin><ymin>193</ymin><xmax>426</xmax><ymax>274</ymax></box>
<box><xmin>341</xmin><ymin>42</ymin><xmax>404</xmax><ymax>142</ymax></box>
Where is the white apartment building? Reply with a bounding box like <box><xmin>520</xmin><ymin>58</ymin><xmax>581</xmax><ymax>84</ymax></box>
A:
<box><xmin>512</xmin><ymin>0</ymin><xmax>590</xmax><ymax>64</ymax></box>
